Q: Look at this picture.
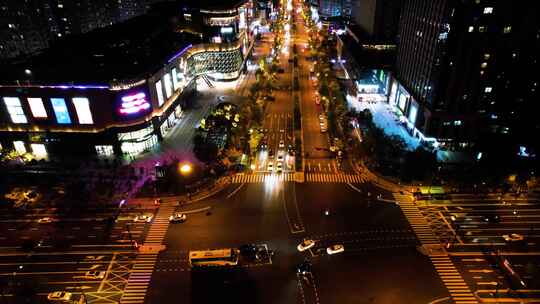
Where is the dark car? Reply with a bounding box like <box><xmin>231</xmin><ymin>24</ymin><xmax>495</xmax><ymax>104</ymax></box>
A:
<box><xmin>277</xmin><ymin>68</ymin><xmax>285</xmax><ymax>73</ymax></box>
<box><xmin>482</xmin><ymin>214</ymin><xmax>501</xmax><ymax>223</ymax></box>
<box><xmin>239</xmin><ymin>244</ymin><xmax>258</xmax><ymax>258</ymax></box>
<box><xmin>269</xmin><ymin>149</ymin><xmax>274</xmax><ymax>158</ymax></box>
<box><xmin>296</xmin><ymin>260</ymin><xmax>312</xmax><ymax>275</ymax></box>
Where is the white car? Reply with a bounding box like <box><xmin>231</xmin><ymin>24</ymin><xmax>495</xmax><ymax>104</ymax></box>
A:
<box><xmin>37</xmin><ymin>217</ymin><xmax>53</xmax><ymax>224</ymax></box>
<box><xmin>279</xmin><ymin>140</ymin><xmax>285</xmax><ymax>148</ymax></box>
<box><xmin>267</xmin><ymin>162</ymin><xmax>274</xmax><ymax>171</ymax></box>
<box><xmin>297</xmin><ymin>239</ymin><xmax>315</xmax><ymax>252</ymax></box>
<box><xmin>134</xmin><ymin>213</ymin><xmax>154</xmax><ymax>223</ymax></box>
<box><xmin>502</xmin><ymin>234</ymin><xmax>524</xmax><ymax>242</ymax></box>
<box><xmin>84</xmin><ymin>270</ymin><xmax>105</xmax><ymax>279</ymax></box>
<box><xmin>47</xmin><ymin>291</ymin><xmax>72</xmax><ymax>302</ymax></box>
<box><xmin>326</xmin><ymin>244</ymin><xmax>345</xmax><ymax>255</ymax></box>
<box><xmin>169</xmin><ymin>212</ymin><xmax>187</xmax><ymax>223</ymax></box>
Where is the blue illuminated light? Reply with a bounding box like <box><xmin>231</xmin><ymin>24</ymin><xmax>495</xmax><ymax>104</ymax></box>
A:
<box><xmin>51</xmin><ymin>98</ymin><xmax>72</xmax><ymax>124</ymax></box>
<box><xmin>168</xmin><ymin>44</ymin><xmax>193</xmax><ymax>63</ymax></box>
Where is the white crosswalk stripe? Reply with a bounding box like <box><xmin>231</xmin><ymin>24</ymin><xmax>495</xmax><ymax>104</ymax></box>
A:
<box><xmin>306</xmin><ymin>173</ymin><xmax>366</xmax><ymax>184</ymax></box>
<box><xmin>230</xmin><ymin>173</ymin><xmax>367</xmax><ymax>184</ymax></box>
<box><xmin>430</xmin><ymin>256</ymin><xmax>478</xmax><ymax>304</ymax></box>
<box><xmin>121</xmin><ymin>203</ymin><xmax>177</xmax><ymax>303</ymax></box>
<box><xmin>120</xmin><ymin>253</ymin><xmax>158</xmax><ymax>303</ymax></box>
<box><xmin>393</xmin><ymin>193</ymin><xmax>477</xmax><ymax>303</ymax></box>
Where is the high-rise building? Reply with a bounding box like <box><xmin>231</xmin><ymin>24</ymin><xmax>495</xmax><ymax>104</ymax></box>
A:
<box><xmin>392</xmin><ymin>0</ymin><xmax>540</xmax><ymax>154</ymax></box>
<box><xmin>351</xmin><ymin>0</ymin><xmax>402</xmax><ymax>43</ymax></box>
<box><xmin>0</xmin><ymin>0</ymin><xmax>149</xmax><ymax>60</ymax></box>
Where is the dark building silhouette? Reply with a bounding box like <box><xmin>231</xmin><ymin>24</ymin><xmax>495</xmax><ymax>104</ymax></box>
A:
<box><xmin>351</xmin><ymin>0</ymin><xmax>402</xmax><ymax>43</ymax></box>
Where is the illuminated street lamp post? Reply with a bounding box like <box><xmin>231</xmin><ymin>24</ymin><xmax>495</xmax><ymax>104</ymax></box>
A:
<box><xmin>178</xmin><ymin>163</ymin><xmax>193</xmax><ymax>176</ymax></box>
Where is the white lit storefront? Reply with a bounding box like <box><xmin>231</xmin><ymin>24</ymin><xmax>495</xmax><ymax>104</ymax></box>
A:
<box><xmin>160</xmin><ymin>104</ymin><xmax>183</xmax><ymax>137</ymax></box>
<box><xmin>118</xmin><ymin>125</ymin><xmax>158</xmax><ymax>156</ymax></box>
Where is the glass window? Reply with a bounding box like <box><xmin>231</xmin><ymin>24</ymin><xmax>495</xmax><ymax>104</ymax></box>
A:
<box><xmin>155</xmin><ymin>80</ymin><xmax>164</xmax><ymax>106</ymax></box>
<box><xmin>468</xmin><ymin>26</ymin><xmax>474</xmax><ymax>32</ymax></box>
<box><xmin>13</xmin><ymin>141</ymin><xmax>26</xmax><ymax>154</ymax></box>
<box><xmin>31</xmin><ymin>143</ymin><xmax>47</xmax><ymax>159</ymax></box>
<box><xmin>3</xmin><ymin>97</ymin><xmax>28</xmax><ymax>124</ymax></box>
<box><xmin>483</xmin><ymin>7</ymin><xmax>493</xmax><ymax>14</ymax></box>
<box><xmin>164</xmin><ymin>73</ymin><xmax>172</xmax><ymax>99</ymax></box>
<box><xmin>503</xmin><ymin>26</ymin><xmax>512</xmax><ymax>33</ymax></box>
<box><xmin>51</xmin><ymin>98</ymin><xmax>71</xmax><ymax>124</ymax></box>
<box><xmin>172</xmin><ymin>68</ymin><xmax>179</xmax><ymax>91</ymax></box>
<box><xmin>484</xmin><ymin>87</ymin><xmax>493</xmax><ymax>93</ymax></box>
<box><xmin>95</xmin><ymin>145</ymin><xmax>114</xmax><ymax>157</ymax></box>
<box><xmin>479</xmin><ymin>26</ymin><xmax>487</xmax><ymax>32</ymax></box>
<box><xmin>72</xmin><ymin>97</ymin><xmax>93</xmax><ymax>124</ymax></box>
<box><xmin>27</xmin><ymin>98</ymin><xmax>47</xmax><ymax>118</ymax></box>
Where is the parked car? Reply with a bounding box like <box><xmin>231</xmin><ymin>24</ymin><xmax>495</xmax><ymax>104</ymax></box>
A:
<box><xmin>37</xmin><ymin>217</ymin><xmax>53</xmax><ymax>224</ymax></box>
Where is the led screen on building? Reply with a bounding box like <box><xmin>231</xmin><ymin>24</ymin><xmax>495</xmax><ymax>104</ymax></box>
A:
<box><xmin>156</xmin><ymin>80</ymin><xmax>164</xmax><ymax>106</ymax></box>
<box><xmin>172</xmin><ymin>68</ymin><xmax>179</xmax><ymax>91</ymax></box>
<box><xmin>51</xmin><ymin>98</ymin><xmax>71</xmax><ymax>124</ymax></box>
<box><xmin>3</xmin><ymin>97</ymin><xmax>28</xmax><ymax>124</ymax></box>
<box><xmin>164</xmin><ymin>73</ymin><xmax>173</xmax><ymax>99</ymax></box>
<box><xmin>72</xmin><ymin>97</ymin><xmax>93</xmax><ymax>124</ymax></box>
<box><xmin>27</xmin><ymin>98</ymin><xmax>47</xmax><ymax>118</ymax></box>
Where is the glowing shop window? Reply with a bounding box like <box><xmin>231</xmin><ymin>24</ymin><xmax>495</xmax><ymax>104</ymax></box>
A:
<box><xmin>172</xmin><ymin>68</ymin><xmax>179</xmax><ymax>91</ymax></box>
<box><xmin>95</xmin><ymin>145</ymin><xmax>114</xmax><ymax>157</ymax></box>
<box><xmin>155</xmin><ymin>80</ymin><xmax>164</xmax><ymax>106</ymax></box>
<box><xmin>3</xmin><ymin>97</ymin><xmax>28</xmax><ymax>124</ymax></box>
<box><xmin>468</xmin><ymin>26</ymin><xmax>474</xmax><ymax>32</ymax></box>
<box><xmin>72</xmin><ymin>97</ymin><xmax>93</xmax><ymax>124</ymax></box>
<box><xmin>164</xmin><ymin>73</ymin><xmax>173</xmax><ymax>99</ymax></box>
<box><xmin>13</xmin><ymin>141</ymin><xmax>26</xmax><ymax>154</ymax></box>
<box><xmin>503</xmin><ymin>26</ymin><xmax>512</xmax><ymax>34</ymax></box>
<box><xmin>31</xmin><ymin>143</ymin><xmax>47</xmax><ymax>159</ymax></box>
<box><xmin>484</xmin><ymin>87</ymin><xmax>493</xmax><ymax>93</ymax></box>
<box><xmin>27</xmin><ymin>98</ymin><xmax>47</xmax><ymax>118</ymax></box>
<box><xmin>483</xmin><ymin>7</ymin><xmax>493</xmax><ymax>14</ymax></box>
<box><xmin>51</xmin><ymin>98</ymin><xmax>71</xmax><ymax>124</ymax></box>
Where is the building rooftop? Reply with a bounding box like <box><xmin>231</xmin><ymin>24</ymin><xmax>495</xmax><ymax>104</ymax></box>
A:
<box><xmin>0</xmin><ymin>4</ymin><xmax>201</xmax><ymax>86</ymax></box>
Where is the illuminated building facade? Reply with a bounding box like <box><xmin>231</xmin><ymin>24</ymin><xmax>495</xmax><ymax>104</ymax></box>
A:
<box><xmin>0</xmin><ymin>0</ymin><xmax>257</xmax><ymax>160</ymax></box>
<box><xmin>394</xmin><ymin>0</ymin><xmax>540</xmax><ymax>153</ymax></box>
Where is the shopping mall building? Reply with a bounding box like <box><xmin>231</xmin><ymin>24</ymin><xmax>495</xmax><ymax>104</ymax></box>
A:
<box><xmin>0</xmin><ymin>0</ymin><xmax>259</xmax><ymax>160</ymax></box>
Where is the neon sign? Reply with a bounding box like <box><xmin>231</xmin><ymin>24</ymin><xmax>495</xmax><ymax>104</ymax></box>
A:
<box><xmin>119</xmin><ymin>92</ymin><xmax>150</xmax><ymax>114</ymax></box>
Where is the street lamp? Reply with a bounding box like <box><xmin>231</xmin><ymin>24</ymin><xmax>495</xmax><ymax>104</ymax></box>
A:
<box><xmin>179</xmin><ymin>163</ymin><xmax>192</xmax><ymax>176</ymax></box>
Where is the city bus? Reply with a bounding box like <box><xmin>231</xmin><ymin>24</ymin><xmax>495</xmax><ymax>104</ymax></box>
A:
<box><xmin>188</xmin><ymin>248</ymin><xmax>239</xmax><ymax>267</ymax></box>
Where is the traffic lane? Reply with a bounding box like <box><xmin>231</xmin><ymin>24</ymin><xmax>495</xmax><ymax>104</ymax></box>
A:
<box><xmin>312</xmin><ymin>248</ymin><xmax>449</xmax><ymax>304</ymax></box>
<box><xmin>0</xmin><ymin>254</ymin><xmax>115</xmax><ymax>295</ymax></box>
<box><xmin>164</xmin><ymin>182</ymin><xmax>292</xmax><ymax>251</ymax></box>
<box><xmin>296</xmin><ymin>183</ymin><xmax>411</xmax><ymax>235</ymax></box>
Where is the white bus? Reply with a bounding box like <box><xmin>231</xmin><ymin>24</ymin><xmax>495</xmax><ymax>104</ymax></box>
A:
<box><xmin>188</xmin><ymin>248</ymin><xmax>239</xmax><ymax>267</ymax></box>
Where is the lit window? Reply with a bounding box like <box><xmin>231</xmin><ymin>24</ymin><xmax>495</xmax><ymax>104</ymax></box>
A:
<box><xmin>454</xmin><ymin>120</ymin><xmax>462</xmax><ymax>126</ymax></box>
<box><xmin>483</xmin><ymin>7</ymin><xmax>493</xmax><ymax>14</ymax></box>
<box><xmin>163</xmin><ymin>73</ymin><xmax>172</xmax><ymax>99</ymax></box>
<box><xmin>31</xmin><ymin>143</ymin><xmax>47</xmax><ymax>159</ymax></box>
<box><xmin>478</xmin><ymin>26</ymin><xmax>487</xmax><ymax>32</ymax></box>
<box><xmin>503</xmin><ymin>26</ymin><xmax>512</xmax><ymax>33</ymax></box>
<box><xmin>481</xmin><ymin>62</ymin><xmax>488</xmax><ymax>68</ymax></box>
<box><xmin>72</xmin><ymin>97</ymin><xmax>93</xmax><ymax>124</ymax></box>
<box><xmin>468</xmin><ymin>26</ymin><xmax>474</xmax><ymax>32</ymax></box>
<box><xmin>13</xmin><ymin>141</ymin><xmax>26</xmax><ymax>154</ymax></box>
<box><xmin>27</xmin><ymin>98</ymin><xmax>47</xmax><ymax>118</ymax></box>
<box><xmin>3</xmin><ymin>97</ymin><xmax>28</xmax><ymax>124</ymax></box>
<box><xmin>51</xmin><ymin>98</ymin><xmax>71</xmax><ymax>124</ymax></box>
<box><xmin>172</xmin><ymin>68</ymin><xmax>179</xmax><ymax>91</ymax></box>
<box><xmin>155</xmin><ymin>80</ymin><xmax>164</xmax><ymax>106</ymax></box>
<box><xmin>480</xmin><ymin>70</ymin><xmax>485</xmax><ymax>75</ymax></box>
<box><xmin>95</xmin><ymin>145</ymin><xmax>114</xmax><ymax>157</ymax></box>
<box><xmin>483</xmin><ymin>53</ymin><xmax>490</xmax><ymax>60</ymax></box>
<box><xmin>58</xmin><ymin>4</ymin><xmax>63</xmax><ymax>8</ymax></box>
<box><xmin>484</xmin><ymin>87</ymin><xmax>493</xmax><ymax>93</ymax></box>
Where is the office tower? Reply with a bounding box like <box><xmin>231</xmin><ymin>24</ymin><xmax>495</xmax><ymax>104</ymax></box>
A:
<box><xmin>351</xmin><ymin>0</ymin><xmax>401</xmax><ymax>42</ymax></box>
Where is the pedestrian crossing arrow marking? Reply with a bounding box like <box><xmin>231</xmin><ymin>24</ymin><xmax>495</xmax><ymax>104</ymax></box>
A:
<box><xmin>476</xmin><ymin>282</ymin><xmax>498</xmax><ymax>286</ymax></box>
<box><xmin>469</xmin><ymin>269</ymin><xmax>493</xmax><ymax>273</ymax></box>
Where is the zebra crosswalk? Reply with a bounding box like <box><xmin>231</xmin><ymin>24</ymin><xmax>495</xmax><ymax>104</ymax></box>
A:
<box><xmin>393</xmin><ymin>193</ymin><xmax>477</xmax><ymax>304</ymax></box>
<box><xmin>121</xmin><ymin>203</ymin><xmax>177</xmax><ymax>303</ymax></box>
<box><xmin>430</xmin><ymin>256</ymin><xmax>478</xmax><ymax>304</ymax></box>
<box><xmin>392</xmin><ymin>193</ymin><xmax>440</xmax><ymax>245</ymax></box>
<box><xmin>230</xmin><ymin>173</ymin><xmax>367</xmax><ymax>184</ymax></box>
<box><xmin>305</xmin><ymin>173</ymin><xmax>366</xmax><ymax>183</ymax></box>
<box><xmin>120</xmin><ymin>253</ymin><xmax>158</xmax><ymax>303</ymax></box>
